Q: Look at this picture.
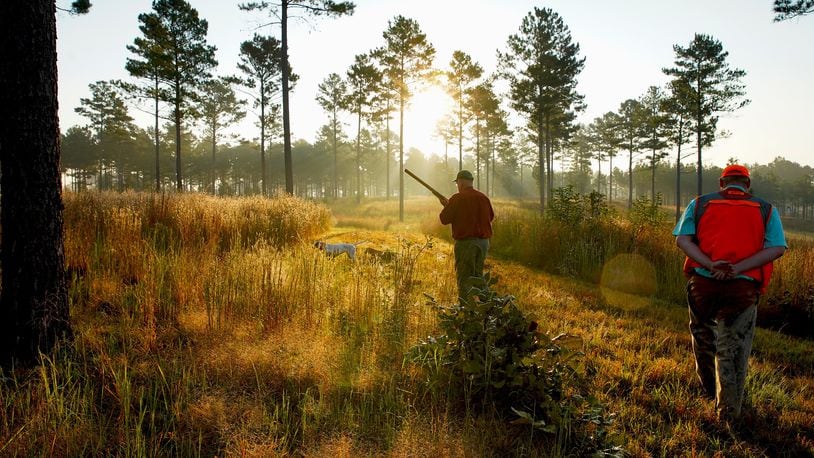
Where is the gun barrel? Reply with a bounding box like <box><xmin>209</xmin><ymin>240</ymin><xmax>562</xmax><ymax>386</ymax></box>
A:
<box><xmin>404</xmin><ymin>169</ymin><xmax>446</xmax><ymax>201</ymax></box>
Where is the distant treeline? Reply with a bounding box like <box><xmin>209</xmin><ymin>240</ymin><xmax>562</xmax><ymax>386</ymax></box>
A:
<box><xmin>61</xmin><ymin>126</ymin><xmax>813</xmax><ymax>220</ymax></box>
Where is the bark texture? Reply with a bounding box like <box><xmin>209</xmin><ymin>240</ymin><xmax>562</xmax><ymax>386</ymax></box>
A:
<box><xmin>0</xmin><ymin>0</ymin><xmax>71</xmax><ymax>367</ymax></box>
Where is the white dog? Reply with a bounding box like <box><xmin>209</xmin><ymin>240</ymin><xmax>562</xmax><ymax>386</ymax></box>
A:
<box><xmin>313</xmin><ymin>241</ymin><xmax>356</xmax><ymax>261</ymax></box>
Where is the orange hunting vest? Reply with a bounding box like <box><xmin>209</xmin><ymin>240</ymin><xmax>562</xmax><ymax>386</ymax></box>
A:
<box><xmin>683</xmin><ymin>188</ymin><xmax>774</xmax><ymax>293</ymax></box>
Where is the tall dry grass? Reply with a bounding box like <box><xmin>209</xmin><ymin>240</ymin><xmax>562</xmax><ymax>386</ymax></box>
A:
<box><xmin>3</xmin><ymin>192</ymin><xmax>478</xmax><ymax>456</ymax></box>
<box><xmin>2</xmin><ymin>193</ymin><xmax>813</xmax><ymax>456</ymax></box>
<box><xmin>487</xmin><ymin>208</ymin><xmax>686</xmax><ymax>302</ymax></box>
<box><xmin>63</xmin><ymin>191</ymin><xmax>332</xmax><ymax>258</ymax></box>
<box><xmin>472</xmin><ymin>199</ymin><xmax>814</xmax><ymax>337</ymax></box>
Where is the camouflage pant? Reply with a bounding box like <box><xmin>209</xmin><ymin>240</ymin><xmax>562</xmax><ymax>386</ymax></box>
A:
<box><xmin>687</xmin><ymin>275</ymin><xmax>759</xmax><ymax>420</ymax></box>
<box><xmin>454</xmin><ymin>238</ymin><xmax>489</xmax><ymax>303</ymax></box>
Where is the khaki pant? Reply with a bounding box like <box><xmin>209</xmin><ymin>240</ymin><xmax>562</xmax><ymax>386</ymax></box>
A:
<box><xmin>454</xmin><ymin>238</ymin><xmax>489</xmax><ymax>303</ymax></box>
<box><xmin>687</xmin><ymin>275</ymin><xmax>759</xmax><ymax>420</ymax></box>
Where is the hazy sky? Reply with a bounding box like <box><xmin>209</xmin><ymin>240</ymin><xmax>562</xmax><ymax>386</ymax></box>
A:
<box><xmin>56</xmin><ymin>0</ymin><xmax>813</xmax><ymax>169</ymax></box>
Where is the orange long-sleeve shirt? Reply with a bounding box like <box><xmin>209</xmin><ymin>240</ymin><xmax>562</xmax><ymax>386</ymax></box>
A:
<box><xmin>439</xmin><ymin>187</ymin><xmax>494</xmax><ymax>240</ymax></box>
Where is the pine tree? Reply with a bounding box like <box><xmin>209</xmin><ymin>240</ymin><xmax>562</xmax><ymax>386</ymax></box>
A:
<box><xmin>773</xmin><ymin>0</ymin><xmax>814</xmax><ymax>21</ymax></box>
<box><xmin>639</xmin><ymin>86</ymin><xmax>671</xmax><ymax>204</ymax></box>
<box><xmin>434</xmin><ymin>114</ymin><xmax>457</xmax><ymax>177</ymax></box>
<box><xmin>467</xmin><ymin>81</ymin><xmax>507</xmax><ymax>194</ymax></box>
<box><xmin>125</xmin><ymin>19</ymin><xmax>171</xmax><ymax>193</ymax></box>
<box><xmin>565</xmin><ymin>125</ymin><xmax>594</xmax><ymax>193</ymax></box>
<box><xmin>662</xmin><ymin>79</ymin><xmax>694</xmax><ymax>221</ymax></box>
<box><xmin>663</xmin><ymin>34</ymin><xmax>749</xmax><ymax>196</ymax></box>
<box><xmin>316</xmin><ymin>73</ymin><xmax>349</xmax><ymax>199</ymax></box>
<box><xmin>346</xmin><ymin>53</ymin><xmax>382</xmax><ymax>203</ymax></box>
<box><xmin>498</xmin><ymin>7</ymin><xmax>585</xmax><ymax>213</ymax></box>
<box><xmin>237</xmin><ymin>34</ymin><xmax>287</xmax><ymax>197</ymax></box>
<box><xmin>240</xmin><ymin>0</ymin><xmax>355</xmax><ymax>195</ymax></box>
<box><xmin>616</xmin><ymin>98</ymin><xmax>647</xmax><ymax>208</ymax></box>
<box><xmin>75</xmin><ymin>80</ymin><xmax>137</xmax><ymax>191</ymax></box>
<box><xmin>197</xmin><ymin>78</ymin><xmax>246</xmax><ymax>194</ymax></box>
<box><xmin>483</xmin><ymin>90</ymin><xmax>511</xmax><ymax>197</ymax></box>
<box><xmin>445</xmin><ymin>50</ymin><xmax>483</xmax><ymax>172</ymax></box>
<box><xmin>128</xmin><ymin>0</ymin><xmax>217</xmax><ymax>192</ymax></box>
<box><xmin>61</xmin><ymin>126</ymin><xmax>97</xmax><ymax>191</ymax></box>
<box><xmin>376</xmin><ymin>15</ymin><xmax>436</xmax><ymax>222</ymax></box>
<box><xmin>371</xmin><ymin>49</ymin><xmax>399</xmax><ymax>201</ymax></box>
<box><xmin>591</xmin><ymin>112</ymin><xmax>623</xmax><ymax>201</ymax></box>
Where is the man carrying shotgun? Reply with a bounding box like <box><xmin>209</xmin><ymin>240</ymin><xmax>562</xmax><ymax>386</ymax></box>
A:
<box><xmin>438</xmin><ymin>170</ymin><xmax>494</xmax><ymax>303</ymax></box>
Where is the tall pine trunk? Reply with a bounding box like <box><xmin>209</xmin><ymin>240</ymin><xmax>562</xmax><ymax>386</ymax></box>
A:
<box><xmin>356</xmin><ymin>107</ymin><xmax>362</xmax><ymax>204</ymax></box>
<box><xmin>154</xmin><ymin>74</ymin><xmax>161</xmax><ymax>192</ymax></box>
<box><xmin>475</xmin><ymin>118</ymin><xmax>481</xmax><ymax>189</ymax></box>
<box><xmin>596</xmin><ymin>156</ymin><xmax>602</xmax><ymax>193</ymax></box>
<box><xmin>485</xmin><ymin>132</ymin><xmax>492</xmax><ymax>195</ymax></box>
<box><xmin>537</xmin><ymin>111</ymin><xmax>545</xmax><ymax>214</ymax></box>
<box><xmin>0</xmin><ymin>0</ymin><xmax>71</xmax><ymax>367</ymax></box>
<box><xmin>385</xmin><ymin>101</ymin><xmax>391</xmax><ymax>200</ymax></box>
<box><xmin>333</xmin><ymin>113</ymin><xmax>338</xmax><ymax>199</ymax></box>
<box><xmin>260</xmin><ymin>82</ymin><xmax>267</xmax><ymax>196</ymax></box>
<box><xmin>174</xmin><ymin>85</ymin><xmax>183</xmax><ymax>191</ymax></box>
<box><xmin>675</xmin><ymin>143</ymin><xmax>683</xmax><ymax>222</ymax></box>
<box><xmin>398</xmin><ymin>88</ymin><xmax>404</xmax><ymax>222</ymax></box>
<box><xmin>628</xmin><ymin>145</ymin><xmax>634</xmax><ymax>209</ymax></box>
<box><xmin>281</xmin><ymin>0</ymin><xmax>294</xmax><ymax>194</ymax></box>
<box><xmin>651</xmin><ymin>148</ymin><xmax>657</xmax><ymax>204</ymax></box>
<box><xmin>674</xmin><ymin>119</ymin><xmax>686</xmax><ymax>222</ymax></box>
<box><xmin>458</xmin><ymin>95</ymin><xmax>463</xmax><ymax>171</ymax></box>
<box><xmin>696</xmin><ymin>79</ymin><xmax>703</xmax><ymax>197</ymax></box>
<box><xmin>210</xmin><ymin>122</ymin><xmax>217</xmax><ymax>194</ymax></box>
<box><xmin>608</xmin><ymin>153</ymin><xmax>613</xmax><ymax>202</ymax></box>
<box><xmin>545</xmin><ymin>119</ymin><xmax>553</xmax><ymax>205</ymax></box>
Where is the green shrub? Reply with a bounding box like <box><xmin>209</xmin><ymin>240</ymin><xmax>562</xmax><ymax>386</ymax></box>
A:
<box><xmin>408</xmin><ymin>284</ymin><xmax>621</xmax><ymax>454</ymax></box>
<box><xmin>628</xmin><ymin>193</ymin><xmax>665</xmax><ymax>228</ymax></box>
<box><xmin>548</xmin><ymin>185</ymin><xmax>613</xmax><ymax>225</ymax></box>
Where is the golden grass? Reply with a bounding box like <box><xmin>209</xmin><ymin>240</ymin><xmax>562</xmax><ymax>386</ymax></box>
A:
<box><xmin>1</xmin><ymin>193</ymin><xmax>813</xmax><ymax>456</ymax></box>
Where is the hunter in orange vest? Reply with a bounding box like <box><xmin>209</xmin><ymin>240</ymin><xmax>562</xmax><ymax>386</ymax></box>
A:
<box><xmin>673</xmin><ymin>164</ymin><xmax>786</xmax><ymax>423</ymax></box>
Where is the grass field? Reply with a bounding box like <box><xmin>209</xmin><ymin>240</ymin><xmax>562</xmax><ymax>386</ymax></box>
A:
<box><xmin>1</xmin><ymin>192</ymin><xmax>813</xmax><ymax>456</ymax></box>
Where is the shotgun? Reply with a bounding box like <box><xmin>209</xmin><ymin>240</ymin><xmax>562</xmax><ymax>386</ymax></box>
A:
<box><xmin>404</xmin><ymin>169</ymin><xmax>447</xmax><ymax>202</ymax></box>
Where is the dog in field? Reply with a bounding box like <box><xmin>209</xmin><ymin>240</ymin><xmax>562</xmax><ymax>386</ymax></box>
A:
<box><xmin>313</xmin><ymin>241</ymin><xmax>356</xmax><ymax>261</ymax></box>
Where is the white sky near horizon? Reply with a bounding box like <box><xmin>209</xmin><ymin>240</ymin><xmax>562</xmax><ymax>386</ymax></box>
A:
<box><xmin>56</xmin><ymin>0</ymin><xmax>814</xmax><ymax>170</ymax></box>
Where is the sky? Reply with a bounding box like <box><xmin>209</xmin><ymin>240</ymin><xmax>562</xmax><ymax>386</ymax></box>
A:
<box><xmin>56</xmin><ymin>0</ymin><xmax>814</xmax><ymax>169</ymax></box>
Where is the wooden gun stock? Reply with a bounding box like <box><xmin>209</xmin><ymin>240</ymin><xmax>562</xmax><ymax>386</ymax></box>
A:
<box><xmin>404</xmin><ymin>169</ymin><xmax>446</xmax><ymax>201</ymax></box>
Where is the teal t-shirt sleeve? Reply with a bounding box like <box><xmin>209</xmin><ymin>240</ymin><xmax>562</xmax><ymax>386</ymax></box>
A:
<box><xmin>672</xmin><ymin>200</ymin><xmax>697</xmax><ymax>236</ymax></box>
<box><xmin>764</xmin><ymin>207</ymin><xmax>787</xmax><ymax>248</ymax></box>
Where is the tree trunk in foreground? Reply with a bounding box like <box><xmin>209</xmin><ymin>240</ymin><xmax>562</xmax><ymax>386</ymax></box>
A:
<box><xmin>0</xmin><ymin>0</ymin><xmax>71</xmax><ymax>368</ymax></box>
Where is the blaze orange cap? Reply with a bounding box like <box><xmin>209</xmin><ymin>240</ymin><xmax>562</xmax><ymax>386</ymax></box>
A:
<box><xmin>721</xmin><ymin>164</ymin><xmax>750</xmax><ymax>179</ymax></box>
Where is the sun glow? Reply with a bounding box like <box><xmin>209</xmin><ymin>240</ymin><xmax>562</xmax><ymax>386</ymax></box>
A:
<box><xmin>401</xmin><ymin>83</ymin><xmax>454</xmax><ymax>160</ymax></box>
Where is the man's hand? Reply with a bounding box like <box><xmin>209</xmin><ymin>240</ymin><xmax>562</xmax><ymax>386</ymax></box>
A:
<box><xmin>676</xmin><ymin>236</ymin><xmax>735</xmax><ymax>280</ymax></box>
<box><xmin>438</xmin><ymin>196</ymin><xmax>449</xmax><ymax>207</ymax></box>
<box><xmin>709</xmin><ymin>260</ymin><xmax>734</xmax><ymax>280</ymax></box>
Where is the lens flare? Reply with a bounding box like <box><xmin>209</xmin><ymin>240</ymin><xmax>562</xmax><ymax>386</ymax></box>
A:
<box><xmin>600</xmin><ymin>253</ymin><xmax>657</xmax><ymax>308</ymax></box>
